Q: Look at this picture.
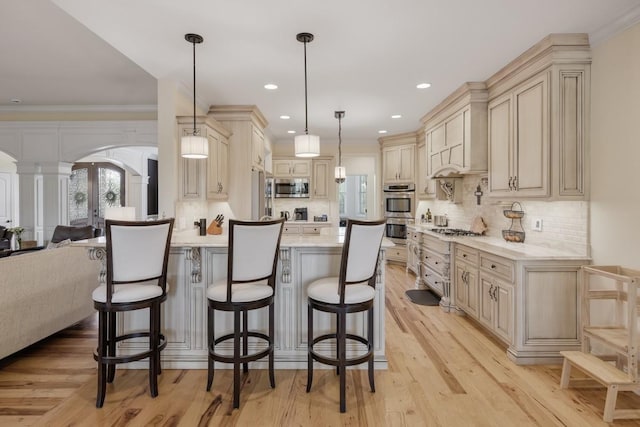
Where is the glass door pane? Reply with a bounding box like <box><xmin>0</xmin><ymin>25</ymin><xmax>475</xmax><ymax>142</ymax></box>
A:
<box><xmin>69</xmin><ymin>167</ymin><xmax>89</xmax><ymax>226</ymax></box>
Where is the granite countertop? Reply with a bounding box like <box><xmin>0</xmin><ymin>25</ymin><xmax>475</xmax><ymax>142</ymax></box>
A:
<box><xmin>74</xmin><ymin>229</ymin><xmax>394</xmax><ymax>249</ymax></box>
<box><xmin>409</xmin><ymin>224</ymin><xmax>589</xmax><ymax>261</ymax></box>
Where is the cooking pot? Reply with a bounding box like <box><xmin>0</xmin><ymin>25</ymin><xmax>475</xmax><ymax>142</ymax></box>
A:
<box><xmin>433</xmin><ymin>215</ymin><xmax>448</xmax><ymax>227</ymax></box>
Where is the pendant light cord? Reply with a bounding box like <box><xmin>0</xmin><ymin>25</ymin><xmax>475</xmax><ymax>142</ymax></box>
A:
<box><xmin>338</xmin><ymin>115</ymin><xmax>342</xmax><ymax>166</ymax></box>
<box><xmin>192</xmin><ymin>39</ymin><xmax>197</xmax><ymax>136</ymax></box>
<box><xmin>303</xmin><ymin>40</ymin><xmax>309</xmax><ymax>136</ymax></box>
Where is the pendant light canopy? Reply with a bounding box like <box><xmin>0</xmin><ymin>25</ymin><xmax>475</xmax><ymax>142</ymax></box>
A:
<box><xmin>181</xmin><ymin>33</ymin><xmax>208</xmax><ymax>159</ymax></box>
<box><xmin>334</xmin><ymin>111</ymin><xmax>346</xmax><ymax>184</ymax></box>
<box><xmin>294</xmin><ymin>32</ymin><xmax>320</xmax><ymax>158</ymax></box>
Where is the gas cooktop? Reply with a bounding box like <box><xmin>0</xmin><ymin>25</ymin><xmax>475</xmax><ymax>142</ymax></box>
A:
<box><xmin>429</xmin><ymin>228</ymin><xmax>483</xmax><ymax>237</ymax></box>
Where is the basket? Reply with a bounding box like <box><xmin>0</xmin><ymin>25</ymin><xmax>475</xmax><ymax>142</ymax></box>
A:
<box><xmin>502</xmin><ymin>230</ymin><xmax>525</xmax><ymax>243</ymax></box>
<box><xmin>503</xmin><ymin>202</ymin><xmax>525</xmax><ymax>219</ymax></box>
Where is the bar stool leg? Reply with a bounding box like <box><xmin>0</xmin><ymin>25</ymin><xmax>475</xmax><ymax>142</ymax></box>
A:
<box><xmin>206</xmin><ymin>306</ymin><xmax>215</xmax><ymax>391</ymax></box>
<box><xmin>233</xmin><ymin>309</ymin><xmax>241</xmax><ymax>409</ymax></box>
<box><xmin>335</xmin><ymin>311</ymin><xmax>341</xmax><ymax>375</ymax></box>
<box><xmin>338</xmin><ymin>310</ymin><xmax>347</xmax><ymax>413</ymax></box>
<box><xmin>306</xmin><ymin>303</ymin><xmax>313</xmax><ymax>392</ymax></box>
<box><xmin>149</xmin><ymin>302</ymin><xmax>159</xmax><ymax>398</ymax></box>
<box><xmin>269</xmin><ymin>302</ymin><xmax>275</xmax><ymax>388</ymax></box>
<box><xmin>156</xmin><ymin>305</ymin><xmax>162</xmax><ymax>375</ymax></box>
<box><xmin>96</xmin><ymin>311</ymin><xmax>107</xmax><ymax>408</ymax></box>
<box><xmin>107</xmin><ymin>311</ymin><xmax>116</xmax><ymax>383</ymax></box>
<box><xmin>368</xmin><ymin>306</ymin><xmax>375</xmax><ymax>392</ymax></box>
<box><xmin>242</xmin><ymin>309</ymin><xmax>249</xmax><ymax>374</ymax></box>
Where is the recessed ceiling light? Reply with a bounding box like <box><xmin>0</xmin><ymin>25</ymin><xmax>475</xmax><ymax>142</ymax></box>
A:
<box><xmin>416</xmin><ymin>83</ymin><xmax>431</xmax><ymax>89</ymax></box>
<box><xmin>264</xmin><ymin>83</ymin><xmax>278</xmax><ymax>90</ymax></box>
<box><xmin>378</xmin><ymin>130</ymin><xmax>388</xmax><ymax>134</ymax></box>
<box><xmin>10</xmin><ymin>98</ymin><xmax>21</xmax><ymax>103</ymax></box>
<box><xmin>391</xmin><ymin>114</ymin><xmax>402</xmax><ymax>119</ymax></box>
<box><xmin>287</xmin><ymin>130</ymin><xmax>296</xmax><ymax>134</ymax></box>
<box><xmin>280</xmin><ymin>115</ymin><xmax>290</xmax><ymax>120</ymax></box>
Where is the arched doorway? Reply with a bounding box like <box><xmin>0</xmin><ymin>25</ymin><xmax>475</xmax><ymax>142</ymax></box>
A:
<box><xmin>69</xmin><ymin>162</ymin><xmax>125</xmax><ymax>229</ymax></box>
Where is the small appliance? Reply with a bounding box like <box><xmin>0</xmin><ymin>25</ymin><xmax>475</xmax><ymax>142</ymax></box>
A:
<box><xmin>294</xmin><ymin>207</ymin><xmax>308</xmax><ymax>221</ymax></box>
<box><xmin>274</xmin><ymin>178</ymin><xmax>310</xmax><ymax>198</ymax></box>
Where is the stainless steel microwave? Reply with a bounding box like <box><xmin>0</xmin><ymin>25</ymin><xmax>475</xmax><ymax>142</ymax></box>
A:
<box><xmin>274</xmin><ymin>178</ymin><xmax>309</xmax><ymax>198</ymax></box>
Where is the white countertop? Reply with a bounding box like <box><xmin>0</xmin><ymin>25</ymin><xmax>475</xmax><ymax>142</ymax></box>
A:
<box><xmin>409</xmin><ymin>224</ymin><xmax>589</xmax><ymax>261</ymax></box>
<box><xmin>74</xmin><ymin>228</ymin><xmax>394</xmax><ymax>249</ymax></box>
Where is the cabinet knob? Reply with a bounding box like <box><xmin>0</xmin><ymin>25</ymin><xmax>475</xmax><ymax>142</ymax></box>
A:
<box><xmin>491</xmin><ymin>264</ymin><xmax>496</xmax><ymax>269</ymax></box>
<box><xmin>463</xmin><ymin>254</ymin><xmax>467</xmax><ymax>258</ymax></box>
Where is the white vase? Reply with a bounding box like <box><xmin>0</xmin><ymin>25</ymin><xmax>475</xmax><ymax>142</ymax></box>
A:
<box><xmin>10</xmin><ymin>234</ymin><xmax>19</xmax><ymax>251</ymax></box>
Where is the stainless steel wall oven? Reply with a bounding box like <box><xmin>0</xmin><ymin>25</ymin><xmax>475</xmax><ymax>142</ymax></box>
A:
<box><xmin>383</xmin><ymin>183</ymin><xmax>415</xmax><ymax>244</ymax></box>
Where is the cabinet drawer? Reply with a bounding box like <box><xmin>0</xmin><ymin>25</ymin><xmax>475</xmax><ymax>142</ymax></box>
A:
<box><xmin>423</xmin><ymin>266</ymin><xmax>444</xmax><ymax>296</ymax></box>
<box><xmin>422</xmin><ymin>248</ymin><xmax>448</xmax><ymax>276</ymax></box>
<box><xmin>283</xmin><ymin>225</ymin><xmax>301</xmax><ymax>234</ymax></box>
<box><xmin>421</xmin><ymin>234</ymin><xmax>451</xmax><ymax>255</ymax></box>
<box><xmin>479</xmin><ymin>253</ymin><xmax>514</xmax><ymax>282</ymax></box>
<box><xmin>302</xmin><ymin>225</ymin><xmax>323</xmax><ymax>235</ymax></box>
<box><xmin>386</xmin><ymin>246</ymin><xmax>407</xmax><ymax>262</ymax></box>
<box><xmin>408</xmin><ymin>230</ymin><xmax>421</xmax><ymax>242</ymax></box>
<box><xmin>456</xmin><ymin>245</ymin><xmax>478</xmax><ymax>265</ymax></box>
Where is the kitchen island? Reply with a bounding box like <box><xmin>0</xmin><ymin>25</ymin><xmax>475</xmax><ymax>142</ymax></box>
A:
<box><xmin>76</xmin><ymin>230</ymin><xmax>393</xmax><ymax>369</ymax></box>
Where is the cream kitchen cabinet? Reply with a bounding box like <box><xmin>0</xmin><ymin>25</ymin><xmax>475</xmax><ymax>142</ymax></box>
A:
<box><xmin>312</xmin><ymin>158</ymin><xmax>331</xmax><ymax>199</ymax></box>
<box><xmin>421</xmin><ymin>82</ymin><xmax>488</xmax><ymax>178</ymax></box>
<box><xmin>386</xmin><ymin>246</ymin><xmax>407</xmax><ymax>264</ymax></box>
<box><xmin>282</xmin><ymin>222</ymin><xmax>333</xmax><ymax>235</ymax></box>
<box><xmin>454</xmin><ymin>245</ymin><xmax>479</xmax><ymax>318</ymax></box>
<box><xmin>273</xmin><ymin>159</ymin><xmax>311</xmax><ymax>177</ymax></box>
<box><xmin>379</xmin><ymin>132</ymin><xmax>416</xmax><ymax>184</ymax></box>
<box><xmin>488</xmin><ymin>72</ymin><xmax>549</xmax><ymax>198</ymax></box>
<box><xmin>251</xmin><ymin>125</ymin><xmax>265</xmax><ymax>171</ymax></box>
<box><xmin>478</xmin><ymin>268</ymin><xmax>515</xmax><ymax>345</ymax></box>
<box><xmin>205</xmin><ymin>131</ymin><xmax>229</xmax><ymax>199</ymax></box>
<box><xmin>486</xmin><ymin>34</ymin><xmax>590</xmax><ymax>200</ymax></box>
<box><xmin>417</xmin><ymin>141</ymin><xmax>436</xmax><ymax>199</ymax></box>
<box><xmin>177</xmin><ymin>116</ymin><xmax>231</xmax><ymax>201</ymax></box>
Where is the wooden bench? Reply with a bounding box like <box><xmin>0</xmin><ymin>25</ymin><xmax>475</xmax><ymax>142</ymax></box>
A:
<box><xmin>560</xmin><ymin>351</ymin><xmax>640</xmax><ymax>422</ymax></box>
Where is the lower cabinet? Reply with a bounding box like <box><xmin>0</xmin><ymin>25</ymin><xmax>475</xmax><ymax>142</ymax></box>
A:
<box><xmin>283</xmin><ymin>223</ymin><xmax>332</xmax><ymax>235</ymax></box>
<box><xmin>452</xmin><ymin>242</ymin><xmax>589</xmax><ymax>364</ymax></box>
<box><xmin>386</xmin><ymin>246</ymin><xmax>407</xmax><ymax>264</ymax></box>
<box><xmin>478</xmin><ymin>272</ymin><xmax>514</xmax><ymax>344</ymax></box>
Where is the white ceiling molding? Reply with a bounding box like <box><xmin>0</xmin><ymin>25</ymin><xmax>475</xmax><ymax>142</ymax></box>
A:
<box><xmin>589</xmin><ymin>4</ymin><xmax>640</xmax><ymax>46</ymax></box>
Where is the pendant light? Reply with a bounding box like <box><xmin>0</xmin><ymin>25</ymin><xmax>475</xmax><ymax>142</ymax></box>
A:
<box><xmin>181</xmin><ymin>33</ymin><xmax>208</xmax><ymax>159</ymax></box>
<box><xmin>334</xmin><ymin>111</ymin><xmax>346</xmax><ymax>184</ymax></box>
<box><xmin>294</xmin><ymin>32</ymin><xmax>320</xmax><ymax>158</ymax></box>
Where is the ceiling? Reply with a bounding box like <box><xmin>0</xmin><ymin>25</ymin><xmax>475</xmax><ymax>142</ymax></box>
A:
<box><xmin>2</xmin><ymin>0</ymin><xmax>640</xmax><ymax>144</ymax></box>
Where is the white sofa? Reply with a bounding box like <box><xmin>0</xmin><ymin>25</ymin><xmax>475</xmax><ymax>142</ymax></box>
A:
<box><xmin>0</xmin><ymin>246</ymin><xmax>100</xmax><ymax>360</ymax></box>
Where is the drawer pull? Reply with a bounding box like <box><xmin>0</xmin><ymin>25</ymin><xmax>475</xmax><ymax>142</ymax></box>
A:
<box><xmin>462</xmin><ymin>254</ymin><xmax>467</xmax><ymax>258</ymax></box>
<box><xmin>434</xmin><ymin>261</ymin><xmax>439</xmax><ymax>265</ymax></box>
<box><xmin>491</xmin><ymin>264</ymin><xmax>496</xmax><ymax>269</ymax></box>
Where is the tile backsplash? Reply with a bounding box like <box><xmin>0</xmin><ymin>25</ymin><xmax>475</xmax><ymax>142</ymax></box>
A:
<box><xmin>416</xmin><ymin>176</ymin><xmax>588</xmax><ymax>256</ymax></box>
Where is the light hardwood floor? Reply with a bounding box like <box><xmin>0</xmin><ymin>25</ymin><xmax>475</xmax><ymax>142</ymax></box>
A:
<box><xmin>2</xmin><ymin>263</ymin><xmax>640</xmax><ymax>426</ymax></box>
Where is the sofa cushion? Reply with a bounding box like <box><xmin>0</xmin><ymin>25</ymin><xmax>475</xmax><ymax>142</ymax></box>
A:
<box><xmin>51</xmin><ymin>225</ymin><xmax>96</xmax><ymax>243</ymax></box>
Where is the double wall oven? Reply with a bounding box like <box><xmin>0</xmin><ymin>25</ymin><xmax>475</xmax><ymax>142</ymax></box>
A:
<box><xmin>383</xmin><ymin>183</ymin><xmax>415</xmax><ymax>245</ymax></box>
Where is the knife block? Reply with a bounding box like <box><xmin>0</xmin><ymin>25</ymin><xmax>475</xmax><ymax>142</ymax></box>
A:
<box><xmin>207</xmin><ymin>221</ymin><xmax>222</xmax><ymax>235</ymax></box>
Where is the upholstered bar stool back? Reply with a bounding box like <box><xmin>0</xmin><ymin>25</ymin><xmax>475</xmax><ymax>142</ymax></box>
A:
<box><xmin>206</xmin><ymin>218</ymin><xmax>285</xmax><ymax>409</ymax></box>
<box><xmin>92</xmin><ymin>218</ymin><xmax>174</xmax><ymax>408</ymax></box>
<box><xmin>306</xmin><ymin>218</ymin><xmax>386</xmax><ymax>412</ymax></box>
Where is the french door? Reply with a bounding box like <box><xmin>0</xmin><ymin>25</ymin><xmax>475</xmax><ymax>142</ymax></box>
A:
<box><xmin>69</xmin><ymin>162</ymin><xmax>125</xmax><ymax>229</ymax></box>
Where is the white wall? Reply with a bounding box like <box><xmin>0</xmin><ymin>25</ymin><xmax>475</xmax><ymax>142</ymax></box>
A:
<box><xmin>590</xmin><ymin>22</ymin><xmax>640</xmax><ymax>267</ymax></box>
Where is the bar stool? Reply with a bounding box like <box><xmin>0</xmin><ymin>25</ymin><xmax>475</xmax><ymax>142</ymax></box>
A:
<box><xmin>206</xmin><ymin>218</ymin><xmax>285</xmax><ymax>408</ymax></box>
<box><xmin>92</xmin><ymin>218</ymin><xmax>174</xmax><ymax>408</ymax></box>
<box><xmin>306</xmin><ymin>218</ymin><xmax>386</xmax><ymax>412</ymax></box>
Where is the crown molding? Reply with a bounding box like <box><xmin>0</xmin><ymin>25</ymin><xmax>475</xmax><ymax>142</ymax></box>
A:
<box><xmin>0</xmin><ymin>104</ymin><xmax>157</xmax><ymax>113</ymax></box>
<box><xmin>589</xmin><ymin>4</ymin><xmax>640</xmax><ymax>46</ymax></box>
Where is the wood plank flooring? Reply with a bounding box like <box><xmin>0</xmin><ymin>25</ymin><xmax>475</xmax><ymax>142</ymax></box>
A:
<box><xmin>2</xmin><ymin>263</ymin><xmax>640</xmax><ymax>426</ymax></box>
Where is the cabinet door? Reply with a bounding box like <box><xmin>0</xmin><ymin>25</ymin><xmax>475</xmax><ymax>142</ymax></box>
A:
<box><xmin>478</xmin><ymin>274</ymin><xmax>494</xmax><ymax>329</ymax></box>
<box><xmin>216</xmin><ymin>137</ymin><xmax>229</xmax><ymax>198</ymax></box>
<box><xmin>488</xmin><ymin>94</ymin><xmax>513</xmax><ymax>195</ymax></box>
<box><xmin>179</xmin><ymin>125</ymin><xmax>204</xmax><ymax>200</ymax></box>
<box><xmin>291</xmin><ymin>160</ymin><xmax>310</xmax><ymax>177</ymax></box>
<box><xmin>417</xmin><ymin>144</ymin><xmax>435</xmax><ymax>199</ymax></box>
<box><xmin>445</xmin><ymin>111</ymin><xmax>465</xmax><ymax>169</ymax></box>
<box><xmin>251</xmin><ymin>125</ymin><xmax>265</xmax><ymax>170</ymax></box>
<box><xmin>465</xmin><ymin>267</ymin><xmax>479</xmax><ymax>318</ymax></box>
<box><xmin>206</xmin><ymin>132</ymin><xmax>229</xmax><ymax>199</ymax></box>
<box><xmin>494</xmin><ymin>280</ymin><xmax>514</xmax><ymax>344</ymax></box>
<box><xmin>273</xmin><ymin>160</ymin><xmax>292</xmax><ymax>176</ymax></box>
<box><xmin>427</xmin><ymin>125</ymin><xmax>445</xmax><ymax>176</ymax></box>
<box><xmin>312</xmin><ymin>159</ymin><xmax>330</xmax><ymax>199</ymax></box>
<box><xmin>382</xmin><ymin>147</ymin><xmax>400</xmax><ymax>182</ymax></box>
<box><xmin>514</xmin><ymin>73</ymin><xmax>549</xmax><ymax>197</ymax></box>
<box><xmin>454</xmin><ymin>263</ymin><xmax>469</xmax><ymax>311</ymax></box>
<box><xmin>398</xmin><ymin>144</ymin><xmax>415</xmax><ymax>182</ymax></box>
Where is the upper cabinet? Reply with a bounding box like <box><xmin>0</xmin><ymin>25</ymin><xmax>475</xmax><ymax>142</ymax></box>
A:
<box><xmin>416</xmin><ymin>133</ymin><xmax>436</xmax><ymax>199</ymax></box>
<box><xmin>177</xmin><ymin>115</ymin><xmax>232</xmax><ymax>201</ymax></box>
<box><xmin>208</xmin><ymin>105</ymin><xmax>269</xmax><ymax>218</ymax></box>
<box><xmin>312</xmin><ymin>158</ymin><xmax>331</xmax><ymax>199</ymax></box>
<box><xmin>486</xmin><ymin>34</ymin><xmax>590</xmax><ymax>200</ymax></box>
<box><xmin>380</xmin><ymin>132</ymin><xmax>416</xmax><ymax>184</ymax></box>
<box><xmin>251</xmin><ymin>125</ymin><xmax>265</xmax><ymax>171</ymax></box>
<box><xmin>421</xmin><ymin>82</ymin><xmax>488</xmax><ymax>178</ymax></box>
<box><xmin>273</xmin><ymin>159</ymin><xmax>311</xmax><ymax>177</ymax></box>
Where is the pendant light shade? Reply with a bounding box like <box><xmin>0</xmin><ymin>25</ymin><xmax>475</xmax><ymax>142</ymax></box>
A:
<box><xmin>181</xmin><ymin>33</ymin><xmax>208</xmax><ymax>159</ymax></box>
<box><xmin>294</xmin><ymin>32</ymin><xmax>320</xmax><ymax>158</ymax></box>
<box><xmin>334</xmin><ymin>111</ymin><xmax>346</xmax><ymax>183</ymax></box>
